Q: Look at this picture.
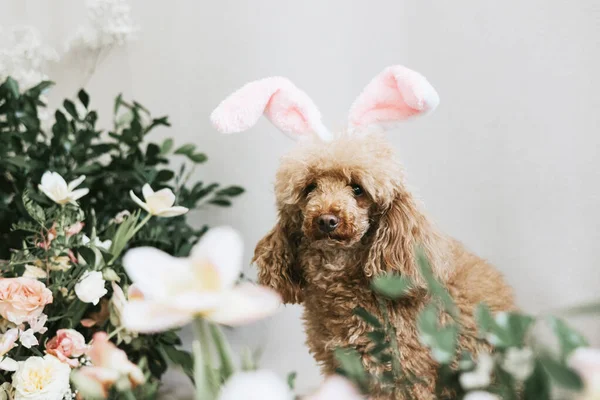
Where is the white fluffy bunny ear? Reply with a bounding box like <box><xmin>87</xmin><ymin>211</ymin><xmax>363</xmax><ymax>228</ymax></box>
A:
<box><xmin>211</xmin><ymin>77</ymin><xmax>331</xmax><ymax>141</ymax></box>
<box><xmin>348</xmin><ymin>65</ymin><xmax>440</xmax><ymax>131</ymax></box>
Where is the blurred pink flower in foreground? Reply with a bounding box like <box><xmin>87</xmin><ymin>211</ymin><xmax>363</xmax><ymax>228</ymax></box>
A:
<box><xmin>73</xmin><ymin>332</ymin><xmax>145</xmax><ymax>398</ymax></box>
<box><xmin>122</xmin><ymin>226</ymin><xmax>281</xmax><ymax>332</ymax></box>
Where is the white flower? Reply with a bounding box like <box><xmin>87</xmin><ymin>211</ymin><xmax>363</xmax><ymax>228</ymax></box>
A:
<box><xmin>66</xmin><ymin>0</ymin><xmax>138</xmax><ymax>52</ymax></box>
<box><xmin>0</xmin><ymin>329</ymin><xmax>19</xmax><ymax>372</ymax></box>
<box><xmin>130</xmin><ymin>184</ymin><xmax>188</xmax><ymax>217</ymax></box>
<box><xmin>82</xmin><ymin>235</ymin><xmax>112</xmax><ymax>251</ymax></box>
<box><xmin>0</xmin><ymin>26</ymin><xmax>58</xmax><ymax>90</ymax></box>
<box><xmin>305</xmin><ymin>376</ymin><xmax>364</xmax><ymax>400</ymax></box>
<box><xmin>460</xmin><ymin>353</ymin><xmax>494</xmax><ymax>390</ymax></box>
<box><xmin>75</xmin><ymin>271</ymin><xmax>107</xmax><ymax>305</ymax></box>
<box><xmin>464</xmin><ymin>391</ymin><xmax>500</xmax><ymax>400</ymax></box>
<box><xmin>38</xmin><ymin>172</ymin><xmax>89</xmax><ymax>205</ymax></box>
<box><xmin>122</xmin><ymin>226</ymin><xmax>281</xmax><ymax>333</ymax></box>
<box><xmin>18</xmin><ymin>329</ymin><xmax>37</xmax><ymax>349</ymax></box>
<box><xmin>22</xmin><ymin>265</ymin><xmax>47</xmax><ymax>279</ymax></box>
<box><xmin>218</xmin><ymin>370</ymin><xmax>293</xmax><ymax>400</ymax></box>
<box><xmin>12</xmin><ymin>355</ymin><xmax>71</xmax><ymax>400</ymax></box>
<box><xmin>502</xmin><ymin>347</ymin><xmax>534</xmax><ymax>381</ymax></box>
<box><xmin>569</xmin><ymin>347</ymin><xmax>600</xmax><ymax>400</ymax></box>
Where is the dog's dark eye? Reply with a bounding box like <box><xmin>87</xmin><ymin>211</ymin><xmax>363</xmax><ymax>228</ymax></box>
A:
<box><xmin>351</xmin><ymin>184</ymin><xmax>364</xmax><ymax>196</ymax></box>
<box><xmin>305</xmin><ymin>183</ymin><xmax>317</xmax><ymax>195</ymax></box>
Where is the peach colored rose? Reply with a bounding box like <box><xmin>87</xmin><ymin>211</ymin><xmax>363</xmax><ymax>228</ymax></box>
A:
<box><xmin>46</xmin><ymin>329</ymin><xmax>88</xmax><ymax>367</ymax></box>
<box><xmin>0</xmin><ymin>278</ymin><xmax>53</xmax><ymax>324</ymax></box>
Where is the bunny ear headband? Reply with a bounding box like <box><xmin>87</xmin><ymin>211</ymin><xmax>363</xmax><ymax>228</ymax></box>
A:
<box><xmin>210</xmin><ymin>65</ymin><xmax>439</xmax><ymax>141</ymax></box>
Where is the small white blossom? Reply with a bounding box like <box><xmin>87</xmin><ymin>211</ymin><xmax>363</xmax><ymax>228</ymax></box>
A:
<box><xmin>0</xmin><ymin>25</ymin><xmax>58</xmax><ymax>90</ymax></box>
<box><xmin>18</xmin><ymin>329</ymin><xmax>38</xmax><ymax>349</ymax></box>
<box><xmin>23</xmin><ymin>265</ymin><xmax>47</xmax><ymax>279</ymax></box>
<box><xmin>66</xmin><ymin>0</ymin><xmax>138</xmax><ymax>52</ymax></box>
<box><xmin>38</xmin><ymin>172</ymin><xmax>89</xmax><ymax>205</ymax></box>
<box><xmin>460</xmin><ymin>353</ymin><xmax>495</xmax><ymax>390</ymax></box>
<box><xmin>502</xmin><ymin>347</ymin><xmax>534</xmax><ymax>381</ymax></box>
<box><xmin>130</xmin><ymin>184</ymin><xmax>188</xmax><ymax>217</ymax></box>
<box><xmin>82</xmin><ymin>235</ymin><xmax>112</xmax><ymax>251</ymax></box>
<box><xmin>75</xmin><ymin>271</ymin><xmax>107</xmax><ymax>305</ymax></box>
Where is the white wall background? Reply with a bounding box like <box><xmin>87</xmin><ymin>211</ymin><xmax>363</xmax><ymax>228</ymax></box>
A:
<box><xmin>2</xmin><ymin>0</ymin><xmax>600</xmax><ymax>395</ymax></box>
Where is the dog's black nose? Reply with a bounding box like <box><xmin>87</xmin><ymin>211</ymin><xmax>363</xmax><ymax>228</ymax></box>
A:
<box><xmin>317</xmin><ymin>214</ymin><xmax>339</xmax><ymax>233</ymax></box>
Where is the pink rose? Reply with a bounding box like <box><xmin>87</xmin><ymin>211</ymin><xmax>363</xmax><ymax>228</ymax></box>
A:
<box><xmin>46</xmin><ymin>329</ymin><xmax>88</xmax><ymax>367</ymax></box>
<box><xmin>0</xmin><ymin>278</ymin><xmax>53</xmax><ymax>324</ymax></box>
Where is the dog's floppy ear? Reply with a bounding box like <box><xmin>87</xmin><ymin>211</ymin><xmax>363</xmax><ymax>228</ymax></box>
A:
<box><xmin>365</xmin><ymin>191</ymin><xmax>448</xmax><ymax>289</ymax></box>
<box><xmin>211</xmin><ymin>76</ymin><xmax>331</xmax><ymax>141</ymax></box>
<box><xmin>253</xmin><ymin>209</ymin><xmax>304</xmax><ymax>304</ymax></box>
<box><xmin>348</xmin><ymin>65</ymin><xmax>439</xmax><ymax>131</ymax></box>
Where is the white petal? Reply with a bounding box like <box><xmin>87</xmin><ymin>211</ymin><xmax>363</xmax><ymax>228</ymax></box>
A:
<box><xmin>70</xmin><ymin>188</ymin><xmax>89</xmax><ymax>201</ymax></box>
<box><xmin>218</xmin><ymin>370</ymin><xmax>293</xmax><ymax>400</ymax></box>
<box><xmin>38</xmin><ymin>185</ymin><xmax>59</xmax><ymax>203</ymax></box>
<box><xmin>0</xmin><ymin>357</ymin><xmax>18</xmax><ymax>371</ymax></box>
<box><xmin>191</xmin><ymin>226</ymin><xmax>244</xmax><ymax>289</ymax></box>
<box><xmin>156</xmin><ymin>206</ymin><xmax>189</xmax><ymax>217</ymax></box>
<box><xmin>122</xmin><ymin>301</ymin><xmax>192</xmax><ymax>333</ymax></box>
<box><xmin>170</xmin><ymin>292</ymin><xmax>221</xmax><ymax>313</ymax></box>
<box><xmin>67</xmin><ymin>175</ymin><xmax>86</xmax><ymax>190</ymax></box>
<box><xmin>130</xmin><ymin>190</ymin><xmax>150</xmax><ymax>213</ymax></box>
<box><xmin>142</xmin><ymin>183</ymin><xmax>154</xmax><ymax>200</ymax></box>
<box><xmin>41</xmin><ymin>171</ymin><xmax>67</xmax><ymax>188</ymax></box>
<box><xmin>146</xmin><ymin>188</ymin><xmax>176</xmax><ymax>212</ymax></box>
<box><xmin>123</xmin><ymin>247</ymin><xmax>191</xmax><ymax>299</ymax></box>
<box><xmin>206</xmin><ymin>283</ymin><xmax>281</xmax><ymax>326</ymax></box>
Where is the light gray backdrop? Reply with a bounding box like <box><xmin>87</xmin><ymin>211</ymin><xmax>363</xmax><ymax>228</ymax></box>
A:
<box><xmin>2</xmin><ymin>0</ymin><xmax>599</xmax><ymax>395</ymax></box>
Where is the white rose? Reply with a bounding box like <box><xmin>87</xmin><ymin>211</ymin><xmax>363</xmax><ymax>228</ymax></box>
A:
<box><xmin>75</xmin><ymin>271</ymin><xmax>107</xmax><ymax>305</ymax></box>
<box><xmin>12</xmin><ymin>355</ymin><xmax>71</xmax><ymax>400</ymax></box>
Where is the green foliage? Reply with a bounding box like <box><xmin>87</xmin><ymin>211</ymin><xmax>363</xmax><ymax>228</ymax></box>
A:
<box><xmin>0</xmin><ymin>80</ymin><xmax>244</xmax><ymax>260</ymax></box>
<box><xmin>345</xmin><ymin>247</ymin><xmax>592</xmax><ymax>399</ymax></box>
<box><xmin>0</xmin><ymin>77</ymin><xmax>244</xmax><ymax>398</ymax></box>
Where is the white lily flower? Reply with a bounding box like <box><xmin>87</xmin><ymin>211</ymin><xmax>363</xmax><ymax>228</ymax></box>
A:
<box><xmin>122</xmin><ymin>226</ymin><xmax>281</xmax><ymax>333</ymax></box>
<box><xmin>129</xmin><ymin>184</ymin><xmax>188</xmax><ymax>218</ymax></box>
<box><xmin>38</xmin><ymin>171</ymin><xmax>89</xmax><ymax>205</ymax></box>
<box><xmin>75</xmin><ymin>271</ymin><xmax>108</xmax><ymax>305</ymax></box>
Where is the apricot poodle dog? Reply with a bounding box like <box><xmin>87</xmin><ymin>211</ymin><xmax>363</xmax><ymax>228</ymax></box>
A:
<box><xmin>211</xmin><ymin>66</ymin><xmax>515</xmax><ymax>399</ymax></box>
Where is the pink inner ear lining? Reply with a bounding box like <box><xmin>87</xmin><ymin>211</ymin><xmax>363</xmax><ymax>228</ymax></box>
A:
<box><xmin>211</xmin><ymin>76</ymin><xmax>331</xmax><ymax>141</ymax></box>
<box><xmin>347</xmin><ymin>65</ymin><xmax>439</xmax><ymax>129</ymax></box>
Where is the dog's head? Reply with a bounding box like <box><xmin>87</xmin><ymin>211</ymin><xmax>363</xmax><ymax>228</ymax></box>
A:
<box><xmin>211</xmin><ymin>65</ymin><xmax>440</xmax><ymax>302</ymax></box>
<box><xmin>275</xmin><ymin>134</ymin><xmax>403</xmax><ymax>247</ymax></box>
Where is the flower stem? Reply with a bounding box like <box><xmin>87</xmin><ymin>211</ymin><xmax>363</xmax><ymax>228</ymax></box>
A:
<box><xmin>193</xmin><ymin>318</ymin><xmax>215</xmax><ymax>400</ymax></box>
<box><xmin>130</xmin><ymin>213</ymin><xmax>152</xmax><ymax>237</ymax></box>
<box><xmin>209</xmin><ymin>323</ymin><xmax>236</xmax><ymax>380</ymax></box>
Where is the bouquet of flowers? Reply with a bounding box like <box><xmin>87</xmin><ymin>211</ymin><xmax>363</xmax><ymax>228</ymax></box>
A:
<box><xmin>0</xmin><ymin>76</ymin><xmax>247</xmax><ymax>399</ymax></box>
